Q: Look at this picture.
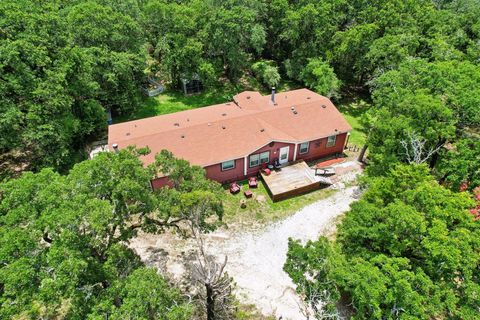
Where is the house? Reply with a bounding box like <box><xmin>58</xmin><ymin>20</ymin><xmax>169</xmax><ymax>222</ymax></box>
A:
<box><xmin>108</xmin><ymin>88</ymin><xmax>352</xmax><ymax>189</ymax></box>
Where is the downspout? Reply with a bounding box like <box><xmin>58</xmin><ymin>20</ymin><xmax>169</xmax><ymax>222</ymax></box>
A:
<box><xmin>293</xmin><ymin>143</ymin><xmax>298</xmax><ymax>161</ymax></box>
<box><xmin>344</xmin><ymin>132</ymin><xmax>350</xmax><ymax>150</ymax></box>
<box><xmin>244</xmin><ymin>156</ymin><xmax>247</xmax><ymax>176</ymax></box>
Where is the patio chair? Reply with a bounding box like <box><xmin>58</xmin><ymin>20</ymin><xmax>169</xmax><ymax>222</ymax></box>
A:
<box><xmin>274</xmin><ymin>159</ymin><xmax>282</xmax><ymax>169</ymax></box>
<box><xmin>248</xmin><ymin>177</ymin><xmax>258</xmax><ymax>188</ymax></box>
<box><xmin>229</xmin><ymin>181</ymin><xmax>241</xmax><ymax>194</ymax></box>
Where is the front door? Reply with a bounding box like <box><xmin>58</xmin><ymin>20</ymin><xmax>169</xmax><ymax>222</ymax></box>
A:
<box><xmin>279</xmin><ymin>146</ymin><xmax>289</xmax><ymax>165</ymax></box>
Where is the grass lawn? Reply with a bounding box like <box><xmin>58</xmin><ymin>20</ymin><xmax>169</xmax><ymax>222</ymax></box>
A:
<box><xmin>222</xmin><ymin>179</ymin><xmax>336</xmax><ymax>226</ymax></box>
<box><xmin>113</xmin><ymin>78</ymin><xmax>302</xmax><ymax>124</ymax></box>
<box><xmin>114</xmin><ymin>88</ymin><xmax>234</xmax><ymax>123</ymax></box>
<box><xmin>336</xmin><ymin>97</ymin><xmax>371</xmax><ymax>148</ymax></box>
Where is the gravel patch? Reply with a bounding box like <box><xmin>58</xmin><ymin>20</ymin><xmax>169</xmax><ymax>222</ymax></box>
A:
<box><xmin>130</xmin><ymin>162</ymin><xmax>362</xmax><ymax>319</ymax></box>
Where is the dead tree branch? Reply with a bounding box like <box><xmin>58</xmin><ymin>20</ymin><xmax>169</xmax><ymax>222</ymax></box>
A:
<box><xmin>400</xmin><ymin>131</ymin><xmax>444</xmax><ymax>165</ymax></box>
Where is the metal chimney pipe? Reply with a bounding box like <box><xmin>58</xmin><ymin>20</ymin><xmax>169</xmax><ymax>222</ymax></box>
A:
<box><xmin>271</xmin><ymin>87</ymin><xmax>276</xmax><ymax>104</ymax></box>
<box><xmin>112</xmin><ymin>143</ymin><xmax>119</xmax><ymax>153</ymax></box>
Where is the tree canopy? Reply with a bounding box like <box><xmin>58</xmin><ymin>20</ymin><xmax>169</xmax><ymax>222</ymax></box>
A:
<box><xmin>2</xmin><ymin>0</ymin><xmax>480</xmax><ymax>176</ymax></box>
<box><xmin>285</xmin><ymin>164</ymin><xmax>480</xmax><ymax>319</ymax></box>
<box><xmin>0</xmin><ymin>0</ymin><xmax>145</xmax><ymax>174</ymax></box>
<box><xmin>0</xmin><ymin>148</ymin><xmax>222</xmax><ymax>318</ymax></box>
<box><xmin>2</xmin><ymin>0</ymin><xmax>480</xmax><ymax>318</ymax></box>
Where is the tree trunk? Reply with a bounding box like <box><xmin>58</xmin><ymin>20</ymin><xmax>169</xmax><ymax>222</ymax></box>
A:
<box><xmin>358</xmin><ymin>144</ymin><xmax>368</xmax><ymax>163</ymax></box>
<box><xmin>429</xmin><ymin>139</ymin><xmax>445</xmax><ymax>168</ymax></box>
<box><xmin>206</xmin><ymin>284</ymin><xmax>215</xmax><ymax>320</ymax></box>
<box><xmin>429</xmin><ymin>151</ymin><xmax>439</xmax><ymax>168</ymax></box>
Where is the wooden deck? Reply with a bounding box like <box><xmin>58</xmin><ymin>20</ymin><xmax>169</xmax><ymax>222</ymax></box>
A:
<box><xmin>261</xmin><ymin>161</ymin><xmax>328</xmax><ymax>202</ymax></box>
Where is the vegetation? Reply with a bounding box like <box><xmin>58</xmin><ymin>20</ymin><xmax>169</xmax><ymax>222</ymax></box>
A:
<box><xmin>222</xmin><ymin>179</ymin><xmax>336</xmax><ymax>225</ymax></box>
<box><xmin>0</xmin><ymin>148</ymin><xmax>222</xmax><ymax>318</ymax></box>
<box><xmin>337</xmin><ymin>98</ymin><xmax>370</xmax><ymax>148</ymax></box>
<box><xmin>0</xmin><ymin>0</ymin><xmax>145</xmax><ymax>174</ymax></box>
<box><xmin>2</xmin><ymin>0</ymin><xmax>480</xmax><ymax>318</ymax></box>
<box><xmin>285</xmin><ymin>165</ymin><xmax>480</xmax><ymax>319</ymax></box>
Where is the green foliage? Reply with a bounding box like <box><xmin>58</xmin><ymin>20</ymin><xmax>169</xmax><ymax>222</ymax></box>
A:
<box><xmin>252</xmin><ymin>60</ymin><xmax>281</xmax><ymax>88</ymax></box>
<box><xmin>4</xmin><ymin>0</ymin><xmax>480</xmax><ymax>177</ymax></box>
<box><xmin>300</xmin><ymin>58</ymin><xmax>341</xmax><ymax>99</ymax></box>
<box><xmin>89</xmin><ymin>268</ymin><xmax>192</xmax><ymax>320</ymax></box>
<box><xmin>363</xmin><ymin>58</ymin><xmax>480</xmax><ymax>175</ymax></box>
<box><xmin>285</xmin><ymin>164</ymin><xmax>480</xmax><ymax>319</ymax></box>
<box><xmin>437</xmin><ymin>137</ymin><xmax>480</xmax><ymax>191</ymax></box>
<box><xmin>284</xmin><ymin>237</ymin><xmax>342</xmax><ymax>314</ymax></box>
<box><xmin>0</xmin><ymin>148</ymin><xmax>223</xmax><ymax>318</ymax></box>
<box><xmin>0</xmin><ymin>0</ymin><xmax>145</xmax><ymax>173</ymax></box>
<box><xmin>142</xmin><ymin>0</ymin><xmax>266</xmax><ymax>84</ymax></box>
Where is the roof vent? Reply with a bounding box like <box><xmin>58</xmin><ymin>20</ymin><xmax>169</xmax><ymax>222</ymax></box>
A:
<box><xmin>181</xmin><ymin>134</ymin><xmax>185</xmax><ymax>138</ymax></box>
<box><xmin>307</xmin><ymin>96</ymin><xmax>311</xmax><ymax>100</ymax></box>
<box><xmin>321</xmin><ymin>104</ymin><xmax>327</xmax><ymax>109</ymax></box>
<box><xmin>112</xmin><ymin>143</ymin><xmax>119</xmax><ymax>153</ymax></box>
<box><xmin>222</xmin><ymin>113</ymin><xmax>227</xmax><ymax>116</ymax></box>
<box><xmin>187</xmin><ymin>118</ymin><xmax>190</xmax><ymax>122</ymax></box>
<box><xmin>126</xmin><ymin>132</ymin><xmax>130</xmax><ymax>136</ymax></box>
<box><xmin>174</xmin><ymin>123</ymin><xmax>180</xmax><ymax>127</ymax></box>
<box><xmin>246</xmin><ymin>96</ymin><xmax>251</xmax><ymax>99</ymax></box>
<box><xmin>260</xmin><ymin>128</ymin><xmax>265</xmax><ymax>132</ymax></box>
<box><xmin>222</xmin><ymin>126</ymin><xmax>226</xmax><ymax>130</ymax></box>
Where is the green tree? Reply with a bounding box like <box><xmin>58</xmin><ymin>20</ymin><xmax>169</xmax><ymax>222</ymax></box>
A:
<box><xmin>252</xmin><ymin>60</ymin><xmax>281</xmax><ymax>88</ymax></box>
<box><xmin>436</xmin><ymin>137</ymin><xmax>480</xmax><ymax>191</ymax></box>
<box><xmin>89</xmin><ymin>268</ymin><xmax>192</xmax><ymax>320</ymax></box>
<box><xmin>285</xmin><ymin>164</ymin><xmax>480</xmax><ymax>319</ymax></box>
<box><xmin>0</xmin><ymin>148</ymin><xmax>222</xmax><ymax>318</ymax></box>
<box><xmin>0</xmin><ymin>0</ymin><xmax>145</xmax><ymax>175</ymax></box>
<box><xmin>300</xmin><ymin>58</ymin><xmax>341</xmax><ymax>99</ymax></box>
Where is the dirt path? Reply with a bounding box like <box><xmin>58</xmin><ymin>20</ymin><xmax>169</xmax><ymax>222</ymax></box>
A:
<box><xmin>130</xmin><ymin>162</ymin><xmax>361</xmax><ymax>319</ymax></box>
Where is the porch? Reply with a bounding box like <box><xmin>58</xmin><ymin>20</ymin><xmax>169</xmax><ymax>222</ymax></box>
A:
<box><xmin>260</xmin><ymin>161</ymin><xmax>332</xmax><ymax>202</ymax></box>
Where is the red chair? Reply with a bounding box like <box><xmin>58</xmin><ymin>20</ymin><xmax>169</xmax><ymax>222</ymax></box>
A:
<box><xmin>230</xmin><ymin>182</ymin><xmax>240</xmax><ymax>194</ymax></box>
<box><xmin>248</xmin><ymin>177</ymin><xmax>258</xmax><ymax>188</ymax></box>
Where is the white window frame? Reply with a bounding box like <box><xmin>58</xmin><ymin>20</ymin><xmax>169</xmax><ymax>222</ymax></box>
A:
<box><xmin>259</xmin><ymin>151</ymin><xmax>270</xmax><ymax>164</ymax></box>
<box><xmin>249</xmin><ymin>154</ymin><xmax>260</xmax><ymax>167</ymax></box>
<box><xmin>326</xmin><ymin>135</ymin><xmax>337</xmax><ymax>147</ymax></box>
<box><xmin>221</xmin><ymin>160</ymin><xmax>235</xmax><ymax>171</ymax></box>
<box><xmin>299</xmin><ymin>142</ymin><xmax>310</xmax><ymax>154</ymax></box>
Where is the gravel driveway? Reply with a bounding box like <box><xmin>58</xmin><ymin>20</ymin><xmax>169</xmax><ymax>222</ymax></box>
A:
<box><xmin>130</xmin><ymin>162</ymin><xmax>361</xmax><ymax>319</ymax></box>
<box><xmin>203</xmin><ymin>186</ymin><xmax>358</xmax><ymax>319</ymax></box>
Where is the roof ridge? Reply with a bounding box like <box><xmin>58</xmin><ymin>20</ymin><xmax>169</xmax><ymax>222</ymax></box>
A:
<box><xmin>112</xmin><ymin>97</ymin><xmax>335</xmax><ymax>145</ymax></box>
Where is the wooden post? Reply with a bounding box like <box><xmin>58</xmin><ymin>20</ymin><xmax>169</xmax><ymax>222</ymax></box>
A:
<box><xmin>358</xmin><ymin>144</ymin><xmax>368</xmax><ymax>163</ymax></box>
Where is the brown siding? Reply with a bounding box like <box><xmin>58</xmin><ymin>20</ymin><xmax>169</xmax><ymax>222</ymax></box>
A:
<box><xmin>246</xmin><ymin>141</ymin><xmax>295</xmax><ymax>176</ymax></box>
<box><xmin>204</xmin><ymin>158</ymin><xmax>245</xmax><ymax>184</ymax></box>
<box><xmin>295</xmin><ymin>133</ymin><xmax>347</xmax><ymax>162</ymax></box>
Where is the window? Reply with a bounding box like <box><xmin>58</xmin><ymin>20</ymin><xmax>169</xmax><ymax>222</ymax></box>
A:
<box><xmin>249</xmin><ymin>154</ymin><xmax>260</xmax><ymax>167</ymax></box>
<box><xmin>260</xmin><ymin>151</ymin><xmax>270</xmax><ymax>164</ymax></box>
<box><xmin>326</xmin><ymin>135</ymin><xmax>337</xmax><ymax>147</ymax></box>
<box><xmin>299</xmin><ymin>142</ymin><xmax>309</xmax><ymax>154</ymax></box>
<box><xmin>221</xmin><ymin>160</ymin><xmax>235</xmax><ymax>171</ymax></box>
